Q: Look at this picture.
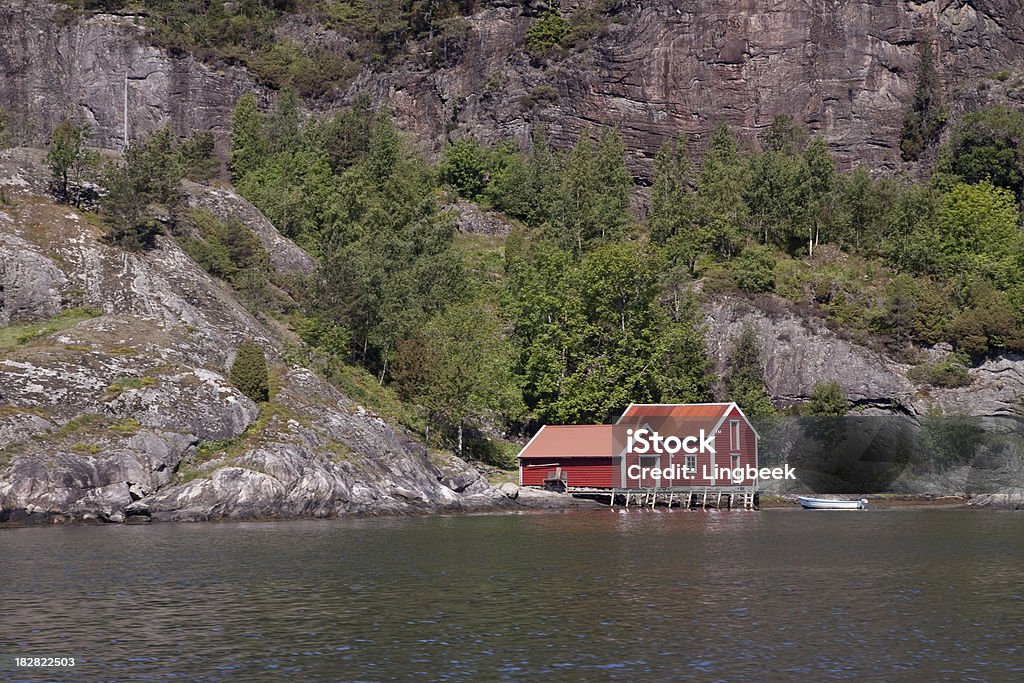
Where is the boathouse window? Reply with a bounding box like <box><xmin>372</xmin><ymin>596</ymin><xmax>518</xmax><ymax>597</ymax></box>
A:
<box><xmin>684</xmin><ymin>455</ymin><xmax>696</xmax><ymax>473</ymax></box>
<box><xmin>729</xmin><ymin>420</ymin><xmax>740</xmax><ymax>451</ymax></box>
<box><xmin>731</xmin><ymin>454</ymin><xmax>741</xmax><ymax>481</ymax></box>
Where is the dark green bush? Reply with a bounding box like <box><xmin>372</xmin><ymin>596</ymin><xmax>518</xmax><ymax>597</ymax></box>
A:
<box><xmin>230</xmin><ymin>340</ymin><xmax>270</xmax><ymax>403</ymax></box>
<box><xmin>525</xmin><ymin>10</ymin><xmax>570</xmax><ymax>60</ymax></box>
<box><xmin>731</xmin><ymin>244</ymin><xmax>776</xmax><ymax>293</ymax></box>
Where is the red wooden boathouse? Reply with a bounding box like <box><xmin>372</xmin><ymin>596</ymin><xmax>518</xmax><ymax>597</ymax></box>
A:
<box><xmin>518</xmin><ymin>403</ymin><xmax>759</xmax><ymax>490</ymax></box>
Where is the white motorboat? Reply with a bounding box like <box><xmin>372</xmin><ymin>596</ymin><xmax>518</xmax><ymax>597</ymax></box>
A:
<box><xmin>797</xmin><ymin>496</ymin><xmax>868</xmax><ymax>510</ymax></box>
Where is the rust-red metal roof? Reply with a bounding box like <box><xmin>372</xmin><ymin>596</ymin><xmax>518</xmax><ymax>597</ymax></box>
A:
<box><xmin>517</xmin><ymin>425</ymin><xmax>616</xmax><ymax>459</ymax></box>
<box><xmin>619</xmin><ymin>403</ymin><xmax>734</xmax><ymax>420</ymax></box>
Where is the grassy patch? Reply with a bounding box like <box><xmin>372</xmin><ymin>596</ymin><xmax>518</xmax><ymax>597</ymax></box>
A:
<box><xmin>53</xmin><ymin>413</ymin><xmax>105</xmax><ymax>438</ymax></box>
<box><xmin>110</xmin><ymin>417</ymin><xmax>141</xmax><ymax>434</ymax></box>
<box><xmin>71</xmin><ymin>442</ymin><xmax>102</xmax><ymax>454</ymax></box>
<box><xmin>453</xmin><ymin>232</ymin><xmax>507</xmax><ymax>293</ymax></box>
<box><xmin>321</xmin><ymin>360</ymin><xmax>426</xmax><ymax>435</ymax></box>
<box><xmin>0</xmin><ymin>405</ymin><xmax>49</xmax><ymax>419</ymax></box>
<box><xmin>105</xmin><ymin>376</ymin><xmax>158</xmax><ymax>397</ymax></box>
<box><xmin>0</xmin><ymin>308</ymin><xmax>101</xmax><ymax>349</ymax></box>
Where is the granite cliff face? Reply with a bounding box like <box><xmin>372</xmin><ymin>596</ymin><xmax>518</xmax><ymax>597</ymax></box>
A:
<box><xmin>4</xmin><ymin>0</ymin><xmax>1023</xmax><ymax>173</ymax></box>
<box><xmin>0</xmin><ymin>148</ymin><xmax>514</xmax><ymax>523</ymax></box>
<box><xmin>397</xmin><ymin>0</ymin><xmax>1024</xmax><ymax>172</ymax></box>
<box><xmin>0</xmin><ymin>1</ymin><xmax>262</xmax><ymax>153</ymax></box>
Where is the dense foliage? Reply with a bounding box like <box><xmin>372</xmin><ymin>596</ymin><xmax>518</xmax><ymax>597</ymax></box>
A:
<box><xmin>227</xmin><ymin>91</ymin><xmax>1024</xmax><ymax>446</ymax></box>
<box><xmin>225</xmin><ymin>95</ymin><xmax>721</xmax><ymax>454</ymax></box>
<box><xmin>39</xmin><ymin>82</ymin><xmax>1024</xmax><ymax>459</ymax></box>
<box><xmin>230</xmin><ymin>341</ymin><xmax>271</xmax><ymax>402</ymax></box>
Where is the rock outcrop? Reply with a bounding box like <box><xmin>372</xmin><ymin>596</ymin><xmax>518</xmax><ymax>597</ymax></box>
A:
<box><xmin>0</xmin><ymin>148</ymin><xmax>509</xmax><ymax>523</ymax></box>
<box><xmin>0</xmin><ymin>1</ymin><xmax>263</xmax><ymax>153</ymax></box>
<box><xmin>704</xmin><ymin>295</ymin><xmax>1024</xmax><ymax>417</ymax></box>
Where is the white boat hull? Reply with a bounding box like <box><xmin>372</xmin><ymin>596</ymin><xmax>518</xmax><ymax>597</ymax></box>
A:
<box><xmin>798</xmin><ymin>496</ymin><xmax>868</xmax><ymax>510</ymax></box>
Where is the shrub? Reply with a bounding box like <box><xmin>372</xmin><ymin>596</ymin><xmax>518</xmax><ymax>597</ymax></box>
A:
<box><xmin>802</xmin><ymin>380</ymin><xmax>849</xmax><ymax>416</ymax></box>
<box><xmin>732</xmin><ymin>244</ymin><xmax>776</xmax><ymax>293</ymax></box>
<box><xmin>908</xmin><ymin>355</ymin><xmax>972</xmax><ymax>388</ymax></box>
<box><xmin>178</xmin><ymin>131</ymin><xmax>219</xmax><ymax>181</ymax></box>
<box><xmin>230</xmin><ymin>341</ymin><xmax>270</xmax><ymax>403</ymax></box>
<box><xmin>440</xmin><ymin>137</ymin><xmax>489</xmax><ymax>199</ymax></box>
<box><xmin>525</xmin><ymin>9</ymin><xmax>570</xmax><ymax>60</ymax></box>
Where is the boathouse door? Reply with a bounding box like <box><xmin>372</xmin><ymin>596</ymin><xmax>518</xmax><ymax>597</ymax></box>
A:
<box><xmin>639</xmin><ymin>455</ymin><xmax>660</xmax><ymax>488</ymax></box>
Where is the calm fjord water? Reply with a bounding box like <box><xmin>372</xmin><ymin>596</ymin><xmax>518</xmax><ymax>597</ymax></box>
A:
<box><xmin>2</xmin><ymin>510</ymin><xmax>1023</xmax><ymax>682</ymax></box>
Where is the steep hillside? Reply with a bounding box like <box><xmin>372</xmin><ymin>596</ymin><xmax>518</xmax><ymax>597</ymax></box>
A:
<box><xmin>2</xmin><ymin>1</ymin><xmax>1023</xmax><ymax>171</ymax></box>
<box><xmin>0</xmin><ymin>148</ymin><xmax>515</xmax><ymax>522</ymax></box>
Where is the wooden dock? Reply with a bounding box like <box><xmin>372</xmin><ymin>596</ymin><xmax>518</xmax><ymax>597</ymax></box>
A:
<box><xmin>569</xmin><ymin>486</ymin><xmax>759</xmax><ymax>510</ymax></box>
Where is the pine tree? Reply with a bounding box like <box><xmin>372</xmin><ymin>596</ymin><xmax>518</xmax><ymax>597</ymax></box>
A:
<box><xmin>649</xmin><ymin>136</ymin><xmax>693</xmax><ymax>245</ymax></box>
<box><xmin>725</xmin><ymin>324</ymin><xmax>775</xmax><ymax>417</ymax></box>
<box><xmin>592</xmin><ymin>128</ymin><xmax>632</xmax><ymax>243</ymax></box>
<box><xmin>900</xmin><ymin>43</ymin><xmax>946</xmax><ymax>161</ymax></box>
<box><xmin>102</xmin><ymin>163</ymin><xmax>160</xmax><ymax>251</ymax></box>
<box><xmin>230</xmin><ymin>93</ymin><xmax>266</xmax><ymax>182</ymax></box>
<box><xmin>126</xmin><ymin>125</ymin><xmax>182</xmax><ymax>210</ymax></box>
<box><xmin>696</xmin><ymin>122</ymin><xmax>747</xmax><ymax>258</ymax></box>
<box><xmin>267</xmin><ymin>87</ymin><xmax>302</xmax><ymax>155</ymax></box>
<box><xmin>525</xmin><ymin>125</ymin><xmax>560</xmax><ymax>227</ymax></box>
<box><xmin>230</xmin><ymin>341</ymin><xmax>270</xmax><ymax>403</ymax></box>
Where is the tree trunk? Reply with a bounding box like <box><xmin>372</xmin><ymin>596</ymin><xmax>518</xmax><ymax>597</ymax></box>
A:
<box><xmin>457</xmin><ymin>421</ymin><xmax>463</xmax><ymax>456</ymax></box>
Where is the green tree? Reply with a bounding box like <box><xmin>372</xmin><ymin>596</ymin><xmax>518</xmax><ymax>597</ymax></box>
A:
<box><xmin>802</xmin><ymin>380</ymin><xmax>848</xmax><ymax>416</ymax></box>
<box><xmin>549</xmin><ymin>241</ymin><xmax>665</xmax><ymax>422</ymax></box>
<box><xmin>649</xmin><ymin>136</ymin><xmax>693</xmax><ymax>243</ymax></box>
<box><xmin>0</xmin><ymin>108</ymin><xmax>8</xmax><ymax>148</ymax></box>
<box><xmin>650</xmin><ymin>136</ymin><xmax>714</xmax><ymax>277</ymax></box>
<box><xmin>178</xmin><ymin>131</ymin><xmax>219</xmax><ymax>181</ymax></box>
<box><xmin>946</xmin><ymin>105</ymin><xmax>1024</xmax><ymax>199</ymax></box>
<box><xmin>553</xmin><ymin>131</ymin><xmax>597</xmax><ymax>256</ymax></box>
<box><xmin>440</xmin><ymin>136</ymin><xmax>489</xmax><ymax>198</ymax></box>
<box><xmin>230</xmin><ymin>340</ymin><xmax>270</xmax><ymax>403</ymax></box>
<box><xmin>46</xmin><ymin>119</ymin><xmax>91</xmax><ymax>204</ymax></box>
<box><xmin>592</xmin><ymin>128</ymin><xmax>632</xmax><ymax>243</ymax></box>
<box><xmin>657</xmin><ymin>292</ymin><xmax>713</xmax><ymax>403</ymax></box>
<box><xmin>267</xmin><ymin>87</ymin><xmax>302</xmax><ymax>154</ymax></box>
<box><xmin>522</xmin><ymin>125</ymin><xmax>561</xmax><ymax>226</ymax></box>
<box><xmin>411</xmin><ymin>302</ymin><xmax>521</xmax><ymax>455</ymax></box>
<box><xmin>948</xmin><ymin>278</ymin><xmax>1024</xmax><ymax>356</ymax></box>
<box><xmin>803</xmin><ymin>136</ymin><xmax>836</xmax><ymax>253</ymax></box>
<box><xmin>696</xmin><ymin>122</ymin><xmax>747</xmax><ymax>258</ymax></box>
<box><xmin>314</xmin><ymin>113</ymin><xmax>466</xmax><ymax>380</ymax></box>
<box><xmin>126</xmin><ymin>125</ymin><xmax>183</xmax><ymax>210</ymax></box>
<box><xmin>834</xmin><ymin>166</ymin><xmax>888</xmax><ymax>253</ymax></box>
<box><xmin>230</xmin><ymin>93</ymin><xmax>267</xmax><ymax>182</ymax></box>
<box><xmin>505</xmin><ymin>241</ymin><xmax>581</xmax><ymax>418</ymax></box>
<box><xmin>935</xmin><ymin>181</ymin><xmax>1022</xmax><ymax>284</ymax></box>
<box><xmin>101</xmin><ymin>162</ymin><xmax>161</xmax><ymax>251</ymax></box>
<box><xmin>725</xmin><ymin>323</ymin><xmax>775</xmax><ymax>417</ymax></box>
<box><xmin>900</xmin><ymin>43</ymin><xmax>946</xmax><ymax>161</ymax></box>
